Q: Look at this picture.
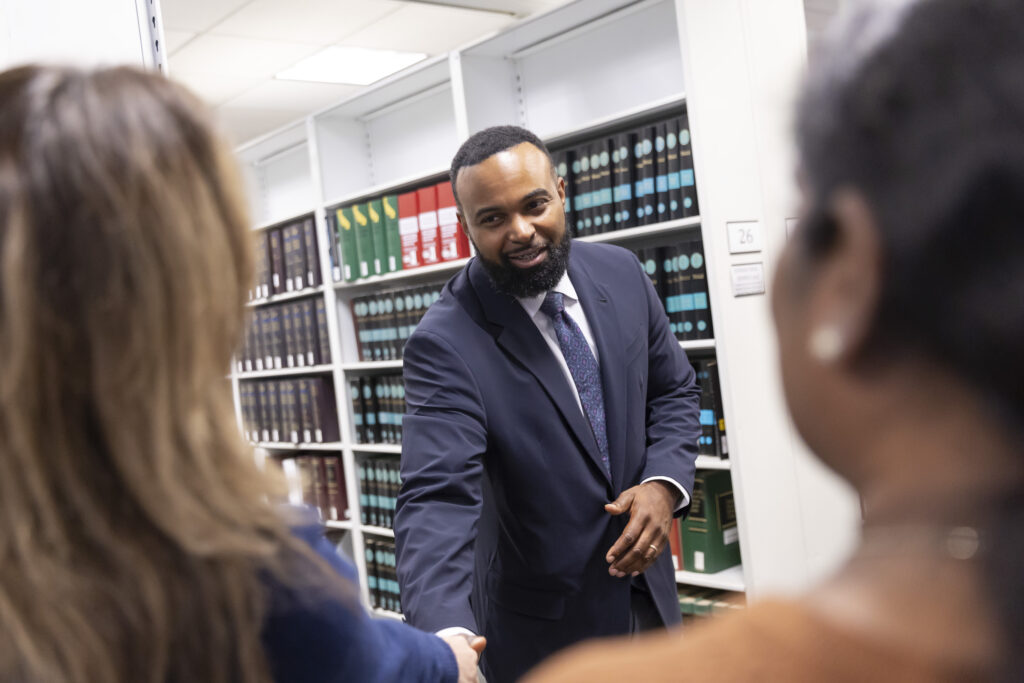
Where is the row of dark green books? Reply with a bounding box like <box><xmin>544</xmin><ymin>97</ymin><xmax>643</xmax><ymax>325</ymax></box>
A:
<box><xmin>677</xmin><ymin>587</ymin><xmax>745</xmax><ymax>617</ymax></box>
<box><xmin>330</xmin><ymin>199</ymin><xmax>402</xmax><ymax>283</ymax></box>
<box><xmin>634</xmin><ymin>237</ymin><xmax>714</xmax><ymax>341</ymax></box>
<box><xmin>691</xmin><ymin>358</ymin><xmax>727</xmax><ymax>459</ymax></box>
<box><xmin>252</xmin><ymin>217</ymin><xmax>322</xmax><ymax>300</ymax></box>
<box><xmin>350</xmin><ymin>374</ymin><xmax>405</xmax><ymax>445</ymax></box>
<box><xmin>351</xmin><ymin>283</ymin><xmax>443</xmax><ymax>362</ymax></box>
<box><xmin>366</xmin><ymin>538</ymin><xmax>402</xmax><ymax>614</ymax></box>
<box><xmin>551</xmin><ymin>112</ymin><xmax>698</xmax><ymax>238</ymax></box>
<box><xmin>358</xmin><ymin>457</ymin><xmax>401</xmax><ymax>529</ymax></box>
<box><xmin>280</xmin><ymin>454</ymin><xmax>350</xmax><ymax>523</ymax></box>
<box><xmin>239</xmin><ymin>298</ymin><xmax>332</xmax><ymax>373</ymax></box>
<box><xmin>239</xmin><ymin>378</ymin><xmax>340</xmax><ymax>445</ymax></box>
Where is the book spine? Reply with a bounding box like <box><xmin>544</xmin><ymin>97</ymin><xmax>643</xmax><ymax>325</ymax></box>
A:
<box><xmin>689</xmin><ymin>237</ymin><xmax>713</xmax><ymax>340</ymax></box>
<box><xmin>315</xmin><ymin>298</ymin><xmax>331</xmax><ymax>365</ymax></box>
<box><xmin>336</xmin><ymin>207</ymin><xmax>359</xmax><ymax>282</ymax></box>
<box><xmin>282</xmin><ymin>224</ymin><xmax>297</xmax><ymax>293</ymax></box>
<box><xmin>353</xmin><ymin>203</ymin><xmax>376</xmax><ymax>278</ymax></box>
<box><xmin>350</xmin><ymin>379</ymin><xmax>365</xmax><ymax>444</ymax></box>
<box><xmin>436</xmin><ymin>182</ymin><xmax>462</xmax><ymax>262</ymax></box>
<box><xmin>325</xmin><ymin>211</ymin><xmax>342</xmax><ymax>283</ymax></box>
<box><xmin>280</xmin><ymin>304</ymin><xmax>295</xmax><ymax>368</ymax></box>
<box><xmin>655</xmin><ymin>121</ymin><xmax>670</xmax><ymax>224</ymax></box>
<box><xmin>311</xmin><ymin>456</ymin><xmax>329</xmax><ymax>521</ymax></box>
<box><xmin>359</xmin><ymin>463</ymin><xmax>370</xmax><ymax>525</ymax></box>
<box><xmin>417</xmin><ymin>186</ymin><xmax>441</xmax><ymax>266</ymax></box>
<box><xmin>302</xmin><ymin>218</ymin><xmax>321</xmax><ymax>288</ymax></box>
<box><xmin>363</xmin><ymin>379</ymin><xmax>378</xmax><ymax>444</ymax></box>
<box><xmin>382</xmin><ymin>195</ymin><xmax>403</xmax><ymax>273</ymax></box>
<box><xmin>368</xmin><ymin>199</ymin><xmax>387</xmax><ymax>276</ymax></box>
<box><xmin>398</xmin><ymin>192</ymin><xmax>421</xmax><ymax>270</ymax></box>
<box><xmin>297</xmin><ymin>379</ymin><xmax>313</xmax><ymax>443</ymax></box>
<box><xmin>269</xmin><ymin>229</ymin><xmax>285</xmax><ymax>295</ymax></box>
<box><xmin>352</xmin><ymin>297</ymin><xmax>370</xmax><ymax>362</ymax></box>
<box><xmin>677</xmin><ymin>113</ymin><xmax>699</xmax><ymax>217</ymax></box>
<box><xmin>666</xmin><ymin>117</ymin><xmax>684</xmax><ymax>221</ymax></box>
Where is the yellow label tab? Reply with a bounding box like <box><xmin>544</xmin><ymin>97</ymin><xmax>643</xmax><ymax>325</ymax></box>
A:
<box><xmin>368</xmin><ymin>203</ymin><xmax>380</xmax><ymax>222</ymax></box>
<box><xmin>336</xmin><ymin>208</ymin><xmax>352</xmax><ymax>230</ymax></box>
<box><xmin>352</xmin><ymin>205</ymin><xmax>368</xmax><ymax>226</ymax></box>
<box><xmin>383</xmin><ymin>196</ymin><xmax>397</xmax><ymax>219</ymax></box>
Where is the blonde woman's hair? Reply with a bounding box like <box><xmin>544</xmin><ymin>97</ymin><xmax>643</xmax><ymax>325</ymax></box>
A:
<box><xmin>0</xmin><ymin>65</ymin><xmax>342</xmax><ymax>682</ymax></box>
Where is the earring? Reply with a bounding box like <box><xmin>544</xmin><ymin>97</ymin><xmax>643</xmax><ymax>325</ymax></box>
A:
<box><xmin>809</xmin><ymin>326</ymin><xmax>845</xmax><ymax>363</ymax></box>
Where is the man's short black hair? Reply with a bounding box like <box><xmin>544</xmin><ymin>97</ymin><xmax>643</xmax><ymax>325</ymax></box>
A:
<box><xmin>449</xmin><ymin>125</ymin><xmax>554</xmax><ymax>207</ymax></box>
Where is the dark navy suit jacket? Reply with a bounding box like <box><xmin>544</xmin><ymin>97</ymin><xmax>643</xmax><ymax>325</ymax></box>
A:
<box><xmin>394</xmin><ymin>241</ymin><xmax>701</xmax><ymax>682</ymax></box>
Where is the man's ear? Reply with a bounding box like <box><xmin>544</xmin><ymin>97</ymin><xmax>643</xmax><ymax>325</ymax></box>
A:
<box><xmin>556</xmin><ymin>175</ymin><xmax>566</xmax><ymax>202</ymax></box>
<box><xmin>457</xmin><ymin>212</ymin><xmax>468</xmax><ymax>236</ymax></box>
<box><xmin>813</xmin><ymin>188</ymin><xmax>883</xmax><ymax>364</ymax></box>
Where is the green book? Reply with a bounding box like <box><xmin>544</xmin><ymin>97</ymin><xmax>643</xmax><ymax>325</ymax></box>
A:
<box><xmin>335</xmin><ymin>207</ymin><xmax>359</xmax><ymax>282</ymax></box>
<box><xmin>681</xmin><ymin>470</ymin><xmax>741</xmax><ymax>573</ymax></box>
<box><xmin>368</xmin><ymin>199</ymin><xmax>386</xmax><ymax>276</ymax></box>
<box><xmin>382</xmin><ymin>194</ymin><xmax>402</xmax><ymax>274</ymax></box>
<box><xmin>351</xmin><ymin>203</ymin><xmax>375</xmax><ymax>279</ymax></box>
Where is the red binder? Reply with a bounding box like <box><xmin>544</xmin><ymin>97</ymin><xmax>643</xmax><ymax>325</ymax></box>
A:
<box><xmin>436</xmin><ymin>182</ymin><xmax>470</xmax><ymax>261</ymax></box>
<box><xmin>417</xmin><ymin>186</ymin><xmax>441</xmax><ymax>265</ymax></box>
<box><xmin>397</xmin><ymin>191</ymin><xmax>420</xmax><ymax>270</ymax></box>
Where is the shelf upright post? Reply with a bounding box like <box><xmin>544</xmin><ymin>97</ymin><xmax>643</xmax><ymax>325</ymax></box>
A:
<box><xmin>305</xmin><ymin>115</ymin><xmax>372</xmax><ymax>607</ymax></box>
<box><xmin>673</xmin><ymin>0</ymin><xmax>861</xmax><ymax>597</ymax></box>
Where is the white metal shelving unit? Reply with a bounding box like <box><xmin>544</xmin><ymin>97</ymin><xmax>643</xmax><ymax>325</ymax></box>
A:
<box><xmin>231</xmin><ymin>0</ymin><xmax>861</xmax><ymax>613</ymax></box>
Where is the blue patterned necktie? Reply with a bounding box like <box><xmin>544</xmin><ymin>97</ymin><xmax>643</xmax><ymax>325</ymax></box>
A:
<box><xmin>540</xmin><ymin>291</ymin><xmax>610</xmax><ymax>476</ymax></box>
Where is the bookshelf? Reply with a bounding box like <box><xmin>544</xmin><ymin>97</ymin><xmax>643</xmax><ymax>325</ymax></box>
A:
<box><xmin>230</xmin><ymin>0</ymin><xmax>861</xmax><ymax>616</ymax></box>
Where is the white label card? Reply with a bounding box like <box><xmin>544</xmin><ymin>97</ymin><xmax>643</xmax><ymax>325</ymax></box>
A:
<box><xmin>730</xmin><ymin>262</ymin><xmax>766</xmax><ymax>297</ymax></box>
<box><xmin>727</xmin><ymin>220</ymin><xmax>763</xmax><ymax>254</ymax></box>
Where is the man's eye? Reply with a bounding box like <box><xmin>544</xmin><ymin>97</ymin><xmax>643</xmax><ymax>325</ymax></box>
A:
<box><xmin>527</xmin><ymin>199</ymin><xmax>548</xmax><ymax>212</ymax></box>
<box><xmin>480</xmin><ymin>214</ymin><xmax>502</xmax><ymax>225</ymax></box>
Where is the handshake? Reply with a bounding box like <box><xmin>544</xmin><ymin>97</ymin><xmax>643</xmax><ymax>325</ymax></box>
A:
<box><xmin>442</xmin><ymin>634</ymin><xmax>487</xmax><ymax>683</ymax></box>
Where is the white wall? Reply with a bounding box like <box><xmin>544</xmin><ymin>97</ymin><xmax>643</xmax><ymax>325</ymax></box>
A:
<box><xmin>0</xmin><ymin>0</ymin><xmax>155</xmax><ymax>71</ymax></box>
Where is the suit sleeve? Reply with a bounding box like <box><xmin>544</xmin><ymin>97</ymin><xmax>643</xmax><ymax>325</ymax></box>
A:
<box><xmin>265</xmin><ymin>518</ymin><xmax>458</xmax><ymax>683</ymax></box>
<box><xmin>394</xmin><ymin>328</ymin><xmax>488</xmax><ymax>634</ymax></box>
<box><xmin>633</xmin><ymin>254</ymin><xmax>701</xmax><ymax>515</ymax></box>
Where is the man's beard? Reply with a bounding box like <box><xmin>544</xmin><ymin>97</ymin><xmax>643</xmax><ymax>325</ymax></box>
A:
<box><xmin>474</xmin><ymin>232</ymin><xmax>572</xmax><ymax>298</ymax></box>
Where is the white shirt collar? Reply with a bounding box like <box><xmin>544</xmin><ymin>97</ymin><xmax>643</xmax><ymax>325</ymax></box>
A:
<box><xmin>516</xmin><ymin>271</ymin><xmax>578</xmax><ymax>320</ymax></box>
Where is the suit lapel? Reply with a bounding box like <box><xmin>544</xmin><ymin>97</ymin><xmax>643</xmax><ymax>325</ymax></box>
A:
<box><xmin>569</xmin><ymin>250</ymin><xmax>628</xmax><ymax>491</ymax></box>
<box><xmin>468</xmin><ymin>259</ymin><xmax>611</xmax><ymax>487</ymax></box>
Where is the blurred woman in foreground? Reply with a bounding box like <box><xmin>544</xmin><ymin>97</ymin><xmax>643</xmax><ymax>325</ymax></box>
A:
<box><xmin>0</xmin><ymin>65</ymin><xmax>481</xmax><ymax>683</ymax></box>
<box><xmin>525</xmin><ymin>0</ymin><xmax>1024</xmax><ymax>681</ymax></box>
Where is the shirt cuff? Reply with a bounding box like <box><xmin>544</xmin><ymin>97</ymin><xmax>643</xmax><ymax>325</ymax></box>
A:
<box><xmin>642</xmin><ymin>476</ymin><xmax>690</xmax><ymax>512</ymax></box>
<box><xmin>435</xmin><ymin>626</ymin><xmax>477</xmax><ymax>639</ymax></box>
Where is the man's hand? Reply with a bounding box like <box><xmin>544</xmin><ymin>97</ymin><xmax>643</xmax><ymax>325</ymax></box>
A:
<box><xmin>604</xmin><ymin>481</ymin><xmax>679</xmax><ymax>577</ymax></box>
<box><xmin>442</xmin><ymin>634</ymin><xmax>487</xmax><ymax>683</ymax></box>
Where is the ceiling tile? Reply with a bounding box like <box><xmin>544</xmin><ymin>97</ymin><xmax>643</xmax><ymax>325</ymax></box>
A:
<box><xmin>210</xmin><ymin>0</ymin><xmax>405</xmax><ymax>45</ymax></box>
<box><xmin>171</xmin><ymin>70</ymin><xmax>265</xmax><ymax>107</ymax></box>
<box><xmin>162</xmin><ymin>0</ymin><xmax>253</xmax><ymax>32</ymax></box>
<box><xmin>169</xmin><ymin>34</ymin><xmax>319</xmax><ymax>77</ymax></box>
<box><xmin>338</xmin><ymin>3</ymin><xmax>515</xmax><ymax>55</ymax></box>
<box><xmin>216</xmin><ymin>105</ymin><xmax>302</xmax><ymax>145</ymax></box>
<box><xmin>163</xmin><ymin>29</ymin><xmax>197</xmax><ymax>55</ymax></box>
<box><xmin>223</xmin><ymin>79</ymin><xmax>360</xmax><ymax>112</ymax></box>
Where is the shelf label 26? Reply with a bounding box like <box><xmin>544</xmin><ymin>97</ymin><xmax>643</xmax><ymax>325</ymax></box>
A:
<box><xmin>727</xmin><ymin>220</ymin><xmax>763</xmax><ymax>254</ymax></box>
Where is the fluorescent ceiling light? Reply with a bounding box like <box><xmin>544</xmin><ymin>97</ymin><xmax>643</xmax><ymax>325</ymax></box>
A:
<box><xmin>276</xmin><ymin>46</ymin><xmax>427</xmax><ymax>86</ymax></box>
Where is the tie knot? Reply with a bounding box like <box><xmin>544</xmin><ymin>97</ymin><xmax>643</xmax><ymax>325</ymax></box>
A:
<box><xmin>540</xmin><ymin>291</ymin><xmax>565</xmax><ymax>318</ymax></box>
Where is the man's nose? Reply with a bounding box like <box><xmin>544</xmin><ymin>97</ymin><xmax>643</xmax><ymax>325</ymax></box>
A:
<box><xmin>507</xmin><ymin>214</ymin><xmax>535</xmax><ymax>242</ymax></box>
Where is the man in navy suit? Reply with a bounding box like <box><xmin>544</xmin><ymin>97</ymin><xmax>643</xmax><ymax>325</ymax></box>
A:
<box><xmin>394</xmin><ymin>126</ymin><xmax>701</xmax><ymax>683</ymax></box>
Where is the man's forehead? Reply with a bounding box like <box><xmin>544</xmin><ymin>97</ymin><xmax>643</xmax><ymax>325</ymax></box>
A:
<box><xmin>455</xmin><ymin>143</ymin><xmax>552</xmax><ymax>197</ymax></box>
